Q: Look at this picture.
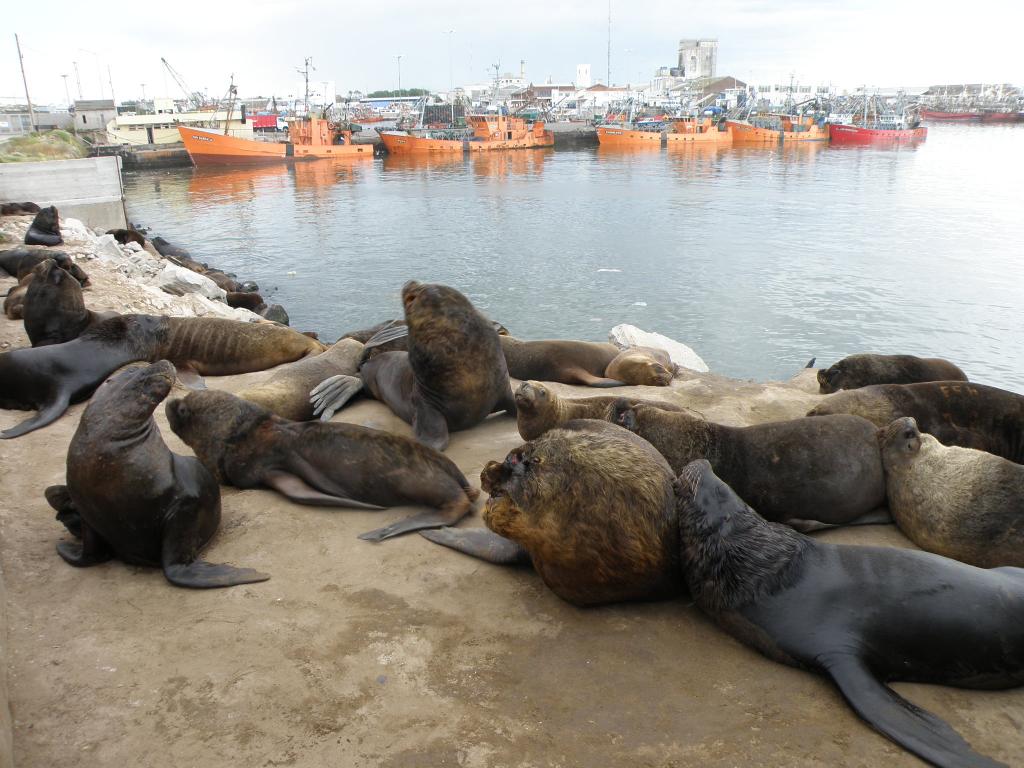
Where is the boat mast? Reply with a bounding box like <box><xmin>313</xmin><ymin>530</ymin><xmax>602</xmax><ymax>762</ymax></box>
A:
<box><xmin>296</xmin><ymin>57</ymin><xmax>314</xmax><ymax>116</ymax></box>
<box><xmin>222</xmin><ymin>74</ymin><xmax>237</xmax><ymax>136</ymax></box>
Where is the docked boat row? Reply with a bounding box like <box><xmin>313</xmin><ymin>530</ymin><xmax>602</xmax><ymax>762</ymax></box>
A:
<box><xmin>377</xmin><ymin>112</ymin><xmax>553</xmax><ymax>155</ymax></box>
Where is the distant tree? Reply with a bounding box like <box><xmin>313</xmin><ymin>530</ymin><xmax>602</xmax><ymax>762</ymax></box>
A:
<box><xmin>365</xmin><ymin>88</ymin><xmax>430</xmax><ymax>98</ymax></box>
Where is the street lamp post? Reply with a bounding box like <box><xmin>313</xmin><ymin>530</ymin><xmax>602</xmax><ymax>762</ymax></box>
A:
<box><xmin>447</xmin><ymin>30</ymin><xmax>455</xmax><ymax>93</ymax></box>
<box><xmin>395</xmin><ymin>55</ymin><xmax>403</xmax><ymax>96</ymax></box>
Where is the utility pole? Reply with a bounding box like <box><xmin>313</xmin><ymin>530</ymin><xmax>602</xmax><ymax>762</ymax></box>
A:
<box><xmin>15</xmin><ymin>34</ymin><xmax>37</xmax><ymax>131</ymax></box>
<box><xmin>395</xmin><ymin>55</ymin><xmax>402</xmax><ymax>96</ymax></box>
<box><xmin>108</xmin><ymin>65</ymin><xmax>116</xmax><ymax>107</ymax></box>
<box><xmin>296</xmin><ymin>57</ymin><xmax>314</xmax><ymax>115</ymax></box>
<box><xmin>61</xmin><ymin>74</ymin><xmax>71</xmax><ymax>106</ymax></box>
<box><xmin>140</xmin><ymin>83</ymin><xmax>146</xmax><ymax>112</ymax></box>
<box><xmin>73</xmin><ymin>61</ymin><xmax>82</xmax><ymax>98</ymax></box>
<box><xmin>447</xmin><ymin>30</ymin><xmax>455</xmax><ymax>93</ymax></box>
<box><xmin>606</xmin><ymin>0</ymin><xmax>611</xmax><ymax>86</ymax></box>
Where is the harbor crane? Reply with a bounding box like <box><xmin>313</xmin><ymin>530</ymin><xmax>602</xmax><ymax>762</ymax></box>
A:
<box><xmin>160</xmin><ymin>58</ymin><xmax>205</xmax><ymax>111</ymax></box>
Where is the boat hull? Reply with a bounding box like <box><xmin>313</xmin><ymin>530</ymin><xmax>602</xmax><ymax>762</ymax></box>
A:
<box><xmin>379</xmin><ymin>129</ymin><xmax>554</xmax><ymax>155</ymax></box>
<box><xmin>666</xmin><ymin>120</ymin><xmax>732</xmax><ymax>145</ymax></box>
<box><xmin>727</xmin><ymin>120</ymin><xmax>829</xmax><ymax>145</ymax></box>
<box><xmin>829</xmin><ymin>124</ymin><xmax>928</xmax><ymax>145</ymax></box>
<box><xmin>178</xmin><ymin>126</ymin><xmax>372</xmax><ymax>165</ymax></box>
<box><xmin>596</xmin><ymin>126</ymin><xmax>663</xmax><ymax>146</ymax></box>
<box><xmin>920</xmin><ymin>109</ymin><xmax>980</xmax><ymax>122</ymax></box>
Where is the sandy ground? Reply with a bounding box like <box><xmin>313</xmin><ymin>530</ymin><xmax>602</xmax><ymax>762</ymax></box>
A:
<box><xmin>1</xmin><ymin>263</ymin><xmax>1023</xmax><ymax>767</ymax></box>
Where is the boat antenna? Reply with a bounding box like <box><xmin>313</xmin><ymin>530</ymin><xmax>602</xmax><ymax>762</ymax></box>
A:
<box><xmin>296</xmin><ymin>57</ymin><xmax>314</xmax><ymax>115</ymax></box>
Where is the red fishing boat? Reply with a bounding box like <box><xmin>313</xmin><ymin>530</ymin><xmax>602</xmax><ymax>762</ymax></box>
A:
<box><xmin>830</xmin><ymin>123</ymin><xmax>927</xmax><ymax>145</ymax></box>
<box><xmin>920</xmin><ymin>109</ymin><xmax>980</xmax><ymax>122</ymax></box>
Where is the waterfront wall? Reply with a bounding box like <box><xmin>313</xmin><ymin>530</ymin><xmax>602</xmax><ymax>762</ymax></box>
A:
<box><xmin>0</xmin><ymin>156</ymin><xmax>127</xmax><ymax>230</ymax></box>
<box><xmin>0</xmin><ymin>559</ymin><xmax>11</xmax><ymax>768</ymax></box>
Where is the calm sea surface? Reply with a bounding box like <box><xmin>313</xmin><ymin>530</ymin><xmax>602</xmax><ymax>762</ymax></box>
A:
<box><xmin>122</xmin><ymin>124</ymin><xmax>1024</xmax><ymax>392</ymax></box>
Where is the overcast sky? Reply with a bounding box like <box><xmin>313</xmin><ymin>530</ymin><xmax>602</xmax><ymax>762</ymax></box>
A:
<box><xmin>2</xmin><ymin>0</ymin><xmax>1021</xmax><ymax>106</ymax></box>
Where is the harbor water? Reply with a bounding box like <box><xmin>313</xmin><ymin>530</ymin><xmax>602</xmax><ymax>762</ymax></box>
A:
<box><xmin>122</xmin><ymin>124</ymin><xmax>1024</xmax><ymax>392</ymax></box>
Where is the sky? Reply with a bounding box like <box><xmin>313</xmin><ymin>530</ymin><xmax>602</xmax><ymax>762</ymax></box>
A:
<box><xmin>2</xmin><ymin>0</ymin><xmax>1021</xmax><ymax>106</ymax></box>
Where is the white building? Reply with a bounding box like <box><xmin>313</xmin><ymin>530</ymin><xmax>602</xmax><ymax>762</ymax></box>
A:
<box><xmin>576</xmin><ymin>64</ymin><xmax>593</xmax><ymax>89</ymax></box>
<box><xmin>73</xmin><ymin>99</ymin><xmax>116</xmax><ymax>132</ymax></box>
<box><xmin>677</xmin><ymin>40</ymin><xmax>718</xmax><ymax>79</ymax></box>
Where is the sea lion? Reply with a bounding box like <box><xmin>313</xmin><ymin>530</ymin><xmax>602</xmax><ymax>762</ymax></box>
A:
<box><xmin>0</xmin><ymin>314</ymin><xmax>325</xmax><ymax>438</ymax></box>
<box><xmin>237</xmin><ymin>338</ymin><xmax>363</xmax><ymax>421</ymax></box>
<box><xmin>808</xmin><ymin>381</ymin><xmax>1024</xmax><ymax>463</ymax></box>
<box><xmin>614</xmin><ymin>402</ymin><xmax>887</xmax><ymax>528</ymax></box>
<box><xmin>604</xmin><ymin>346</ymin><xmax>676</xmax><ymax>386</ymax></box>
<box><xmin>45</xmin><ymin>361</ymin><xmax>269</xmax><ymax>588</ymax></box>
<box><xmin>0</xmin><ymin>247</ymin><xmax>89</xmax><ymax>285</ymax></box>
<box><xmin>421</xmin><ymin>420</ymin><xmax>682</xmax><ymax>606</ymax></box>
<box><xmin>880</xmin><ymin>416</ymin><xmax>1024</xmax><ymax>568</ymax></box>
<box><xmin>22</xmin><ymin>260</ymin><xmax>116</xmax><ymax>347</ymax></box>
<box><xmin>1</xmin><ymin>202</ymin><xmax>41</xmax><ymax>215</ymax></box>
<box><xmin>514</xmin><ymin>380</ymin><xmax>682</xmax><ymax>440</ymax></box>
<box><xmin>106</xmin><ymin>228</ymin><xmax>146</xmax><ymax>247</ymax></box>
<box><xmin>818</xmin><ymin>353</ymin><xmax>967</xmax><ymax>393</ymax></box>
<box><xmin>3</xmin><ymin>273</ymin><xmax>33</xmax><ymax>320</ymax></box>
<box><xmin>24</xmin><ymin>206</ymin><xmax>62</xmax><ymax>246</ymax></box>
<box><xmin>499</xmin><ymin>336</ymin><xmax>626</xmax><ymax>387</ymax></box>
<box><xmin>675</xmin><ymin>458</ymin><xmax>1024</xmax><ymax>768</ymax></box>
<box><xmin>226</xmin><ymin>291</ymin><xmax>265</xmax><ymax>311</ymax></box>
<box><xmin>311</xmin><ymin>281</ymin><xmax>515</xmax><ymax>451</ymax></box>
<box><xmin>166</xmin><ymin>389</ymin><xmax>479</xmax><ymax>541</ymax></box>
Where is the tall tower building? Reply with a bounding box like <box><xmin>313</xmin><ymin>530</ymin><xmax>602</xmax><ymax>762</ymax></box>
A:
<box><xmin>677</xmin><ymin>39</ymin><xmax>718</xmax><ymax>79</ymax></box>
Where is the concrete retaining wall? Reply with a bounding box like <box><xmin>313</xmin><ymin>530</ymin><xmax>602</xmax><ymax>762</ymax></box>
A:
<box><xmin>0</xmin><ymin>156</ymin><xmax>127</xmax><ymax>230</ymax></box>
<box><xmin>0</xmin><ymin>560</ymin><xmax>11</xmax><ymax>768</ymax></box>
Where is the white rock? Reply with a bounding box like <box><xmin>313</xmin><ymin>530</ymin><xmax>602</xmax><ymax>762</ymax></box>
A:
<box><xmin>93</xmin><ymin>234</ymin><xmax>124</xmax><ymax>262</ymax></box>
<box><xmin>125</xmin><ymin>241</ymin><xmax>143</xmax><ymax>253</ymax></box>
<box><xmin>60</xmin><ymin>217</ymin><xmax>97</xmax><ymax>245</ymax></box>
<box><xmin>608</xmin><ymin>324</ymin><xmax>710</xmax><ymax>373</ymax></box>
<box><xmin>151</xmin><ymin>263</ymin><xmax>227</xmax><ymax>302</ymax></box>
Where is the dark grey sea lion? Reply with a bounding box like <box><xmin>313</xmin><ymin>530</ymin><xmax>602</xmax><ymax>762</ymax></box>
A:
<box><xmin>311</xmin><ymin>281</ymin><xmax>515</xmax><ymax>451</ymax></box>
<box><xmin>808</xmin><ymin>381</ymin><xmax>1024</xmax><ymax>464</ymax></box>
<box><xmin>818</xmin><ymin>353</ymin><xmax>967</xmax><ymax>393</ymax></box>
<box><xmin>22</xmin><ymin>259</ymin><xmax>116</xmax><ymax>347</ymax></box>
<box><xmin>421</xmin><ymin>420</ymin><xmax>682</xmax><ymax>606</ymax></box>
<box><xmin>675</xmin><ymin>458</ymin><xmax>1024</xmax><ymax>768</ymax></box>
<box><xmin>612</xmin><ymin>402</ymin><xmax>887</xmax><ymax>529</ymax></box>
<box><xmin>45</xmin><ymin>360</ymin><xmax>269</xmax><ymax>588</ymax></box>
<box><xmin>166</xmin><ymin>389</ymin><xmax>479</xmax><ymax>541</ymax></box>
<box><xmin>0</xmin><ymin>314</ymin><xmax>326</xmax><ymax>438</ymax></box>
<box><xmin>0</xmin><ymin>247</ymin><xmax>89</xmax><ymax>285</ymax></box>
<box><xmin>24</xmin><ymin>206</ymin><xmax>62</xmax><ymax>246</ymax></box>
<box><xmin>880</xmin><ymin>416</ymin><xmax>1024</xmax><ymax>568</ymax></box>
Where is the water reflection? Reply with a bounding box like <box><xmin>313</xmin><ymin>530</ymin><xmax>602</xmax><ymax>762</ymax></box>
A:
<box><xmin>471</xmin><ymin>149</ymin><xmax>547</xmax><ymax>179</ymax></box>
<box><xmin>188</xmin><ymin>165</ymin><xmax>290</xmax><ymax>201</ymax></box>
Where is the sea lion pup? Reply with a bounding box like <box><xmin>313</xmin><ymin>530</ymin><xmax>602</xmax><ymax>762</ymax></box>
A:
<box><xmin>808</xmin><ymin>381</ymin><xmax>1024</xmax><ymax>464</ymax></box>
<box><xmin>605</xmin><ymin>346</ymin><xmax>676</xmax><ymax>387</ymax></box>
<box><xmin>24</xmin><ymin>205</ymin><xmax>62</xmax><ymax>246</ymax></box>
<box><xmin>614</xmin><ymin>402</ymin><xmax>886</xmax><ymax>529</ymax></box>
<box><xmin>0</xmin><ymin>314</ymin><xmax>326</xmax><ymax>438</ymax></box>
<box><xmin>675</xmin><ymin>459</ymin><xmax>1024</xmax><ymax>768</ymax></box>
<box><xmin>311</xmin><ymin>281</ymin><xmax>515</xmax><ymax>451</ymax></box>
<box><xmin>514</xmin><ymin>380</ymin><xmax>683</xmax><ymax>441</ymax></box>
<box><xmin>818</xmin><ymin>353</ymin><xmax>967</xmax><ymax>393</ymax></box>
<box><xmin>166</xmin><ymin>389</ymin><xmax>479</xmax><ymax>541</ymax></box>
<box><xmin>237</xmin><ymin>338</ymin><xmax>363</xmax><ymax>421</ymax></box>
<box><xmin>881</xmin><ymin>417</ymin><xmax>1024</xmax><ymax>568</ymax></box>
<box><xmin>225</xmin><ymin>291</ymin><xmax>264</xmax><ymax>311</ymax></box>
<box><xmin>421</xmin><ymin>420</ymin><xmax>682</xmax><ymax>606</ymax></box>
<box><xmin>106</xmin><ymin>228</ymin><xmax>146</xmax><ymax>247</ymax></box>
<box><xmin>22</xmin><ymin>259</ymin><xmax>116</xmax><ymax>347</ymax></box>
<box><xmin>44</xmin><ymin>361</ymin><xmax>269</xmax><ymax>588</ymax></box>
<box><xmin>0</xmin><ymin>247</ymin><xmax>90</xmax><ymax>285</ymax></box>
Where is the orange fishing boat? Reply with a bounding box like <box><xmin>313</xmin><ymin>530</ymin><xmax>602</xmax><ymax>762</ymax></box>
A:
<box><xmin>178</xmin><ymin>115</ymin><xmax>373</xmax><ymax>165</ymax></box>
<box><xmin>595</xmin><ymin>122</ymin><xmax>663</xmax><ymax>146</ymax></box>
<box><xmin>727</xmin><ymin>114</ymin><xmax>829</xmax><ymax>145</ymax></box>
<box><xmin>666</xmin><ymin>117</ymin><xmax>733</xmax><ymax>145</ymax></box>
<box><xmin>379</xmin><ymin>112</ymin><xmax>553</xmax><ymax>155</ymax></box>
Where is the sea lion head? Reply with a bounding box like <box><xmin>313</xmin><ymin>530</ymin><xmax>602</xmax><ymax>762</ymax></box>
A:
<box><xmin>401</xmin><ymin>280</ymin><xmax>472</xmax><ymax>333</ymax></box>
<box><xmin>513</xmin><ymin>380</ymin><xmax>551</xmax><ymax>413</ymax></box>
<box><xmin>166</xmin><ymin>389</ymin><xmax>267</xmax><ymax>480</ymax></box>
<box><xmin>90</xmin><ymin>360</ymin><xmax>177</xmax><ymax>427</ymax></box>
<box><xmin>674</xmin><ymin>459</ymin><xmax>747</xmax><ymax>538</ymax></box>
<box><xmin>30</xmin><ymin>206</ymin><xmax>60</xmax><ymax>235</ymax></box>
<box><xmin>50</xmin><ymin>252</ymin><xmax>89</xmax><ymax>286</ymax></box>
<box><xmin>610</xmin><ymin>398</ymin><xmax>639</xmax><ymax>430</ymax></box>
<box><xmin>879</xmin><ymin>417</ymin><xmax>923</xmax><ymax>469</ymax></box>
<box><xmin>817</xmin><ymin>364</ymin><xmax>844</xmax><ymax>394</ymax></box>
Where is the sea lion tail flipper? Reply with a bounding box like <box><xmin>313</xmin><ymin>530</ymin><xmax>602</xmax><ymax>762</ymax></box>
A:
<box><xmin>160</xmin><ymin>502</ymin><xmax>269</xmax><ymax>589</ymax></box>
<box><xmin>164</xmin><ymin>560</ymin><xmax>270</xmax><ymax>589</ymax></box>
<box><xmin>575</xmin><ymin>370</ymin><xmax>627</xmax><ymax>388</ymax></box>
<box><xmin>363</xmin><ymin>323</ymin><xmax>411</xmax><ymax>350</ymax></box>
<box><xmin>310</xmin><ymin>375</ymin><xmax>364</xmax><ymax>421</ymax></box>
<box><xmin>56</xmin><ymin>523</ymin><xmax>114</xmax><ymax>567</ymax></box>
<box><xmin>419</xmin><ymin>528</ymin><xmax>531</xmax><ymax>565</ymax></box>
<box><xmin>0</xmin><ymin>393</ymin><xmax>72</xmax><ymax>439</ymax></box>
<box><xmin>359</xmin><ymin>495</ymin><xmax>474</xmax><ymax>542</ymax></box>
<box><xmin>805</xmin><ymin>357</ymin><xmax>816</xmax><ymax>368</ymax></box>
<box><xmin>176</xmin><ymin>366</ymin><xmax>207</xmax><ymax>390</ymax></box>
<box><xmin>825</xmin><ymin>655</ymin><xmax>1005</xmax><ymax>768</ymax></box>
<box><xmin>263</xmin><ymin>470</ymin><xmax>386</xmax><ymax>510</ymax></box>
<box><xmin>45</xmin><ymin>485</ymin><xmax>83</xmax><ymax>539</ymax></box>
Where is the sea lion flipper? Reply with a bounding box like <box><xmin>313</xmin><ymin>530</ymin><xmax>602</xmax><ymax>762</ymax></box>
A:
<box><xmin>56</xmin><ymin>523</ymin><xmax>113</xmax><ymax>567</ymax></box>
<box><xmin>0</xmin><ymin>392</ymin><xmax>71</xmax><ymax>439</ymax></box>
<box><xmin>263</xmin><ymin>470</ymin><xmax>385</xmax><ymax>510</ymax></box>
<box><xmin>825</xmin><ymin>655</ymin><xmax>1005</xmax><ymax>768</ymax></box>
<box><xmin>176</xmin><ymin>367</ymin><xmax>207</xmax><ymax>390</ymax></box>
<box><xmin>574</xmin><ymin>370</ymin><xmax>627</xmax><ymax>388</ymax></box>
<box><xmin>419</xmin><ymin>528</ymin><xmax>530</xmax><ymax>565</ymax></box>
<box><xmin>163</xmin><ymin>560</ymin><xmax>271</xmax><ymax>589</ymax></box>
<box><xmin>358</xmin><ymin>497</ymin><xmax>474</xmax><ymax>542</ymax></box>
<box><xmin>45</xmin><ymin>484</ymin><xmax>83</xmax><ymax>538</ymax></box>
<box><xmin>412</xmin><ymin>396</ymin><xmax>450</xmax><ymax>451</ymax></box>
<box><xmin>362</xmin><ymin>323</ymin><xmax>410</xmax><ymax>350</ymax></box>
<box><xmin>310</xmin><ymin>375</ymin><xmax>364</xmax><ymax>421</ymax></box>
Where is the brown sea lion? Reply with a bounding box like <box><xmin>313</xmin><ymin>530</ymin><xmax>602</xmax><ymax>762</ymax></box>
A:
<box><xmin>225</xmin><ymin>291</ymin><xmax>265</xmax><ymax>311</ymax></box>
<box><xmin>0</xmin><ymin>247</ymin><xmax>89</xmax><ymax>285</ymax></box>
<box><xmin>166</xmin><ymin>389</ymin><xmax>479</xmax><ymax>541</ymax></box>
<box><xmin>24</xmin><ymin>206</ymin><xmax>62</xmax><ymax>246</ymax></box>
<box><xmin>1</xmin><ymin>202</ymin><xmax>41</xmax><ymax>215</ymax></box>
<box><xmin>45</xmin><ymin>361</ymin><xmax>269</xmax><ymax>588</ymax></box>
<box><xmin>880</xmin><ymin>416</ymin><xmax>1024</xmax><ymax>568</ymax></box>
<box><xmin>808</xmin><ymin>381</ymin><xmax>1024</xmax><ymax>464</ymax></box>
<box><xmin>311</xmin><ymin>281</ymin><xmax>515</xmax><ymax>451</ymax></box>
<box><xmin>237</xmin><ymin>338</ymin><xmax>363</xmax><ymax>421</ymax></box>
<box><xmin>0</xmin><ymin>314</ymin><xmax>326</xmax><ymax>438</ymax></box>
<box><xmin>22</xmin><ymin>260</ymin><xmax>116</xmax><ymax>347</ymax></box>
<box><xmin>513</xmin><ymin>380</ymin><xmax>683</xmax><ymax>440</ymax></box>
<box><xmin>675</xmin><ymin>459</ymin><xmax>1024</xmax><ymax>768</ymax></box>
<box><xmin>106</xmin><ymin>228</ymin><xmax>146</xmax><ymax>247</ymax></box>
<box><xmin>817</xmin><ymin>353</ymin><xmax>967</xmax><ymax>393</ymax></box>
<box><xmin>3</xmin><ymin>273</ymin><xmax>33</xmax><ymax>320</ymax></box>
<box><xmin>613</xmin><ymin>402</ymin><xmax>887</xmax><ymax>529</ymax></box>
<box><xmin>605</xmin><ymin>346</ymin><xmax>676</xmax><ymax>386</ymax></box>
<box><xmin>422</xmin><ymin>419</ymin><xmax>682</xmax><ymax>606</ymax></box>
<box><xmin>499</xmin><ymin>336</ymin><xmax>626</xmax><ymax>387</ymax></box>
